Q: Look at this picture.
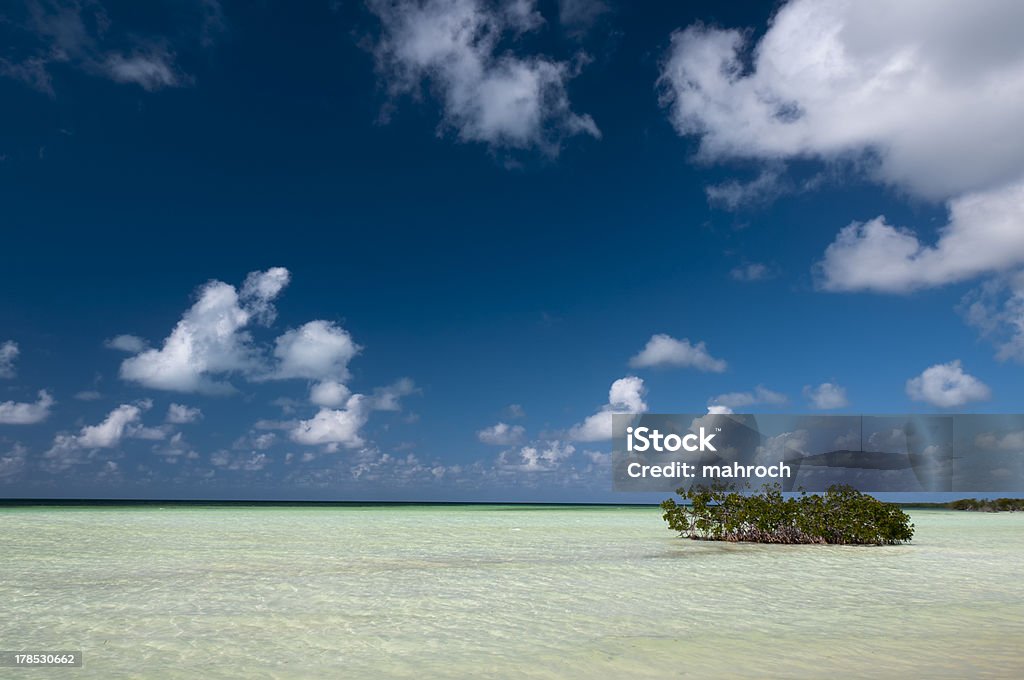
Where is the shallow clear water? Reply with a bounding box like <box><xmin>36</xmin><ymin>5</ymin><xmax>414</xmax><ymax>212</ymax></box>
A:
<box><xmin>1</xmin><ymin>506</ymin><xmax>1022</xmax><ymax>679</ymax></box>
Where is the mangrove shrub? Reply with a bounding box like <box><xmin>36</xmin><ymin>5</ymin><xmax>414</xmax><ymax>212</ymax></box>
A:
<box><xmin>661</xmin><ymin>483</ymin><xmax>914</xmax><ymax>545</ymax></box>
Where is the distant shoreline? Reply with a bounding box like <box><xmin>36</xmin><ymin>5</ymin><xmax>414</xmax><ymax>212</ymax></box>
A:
<box><xmin>1</xmin><ymin>498</ymin><xmax>1022</xmax><ymax>510</ymax></box>
<box><xmin>0</xmin><ymin>499</ymin><xmax>659</xmax><ymax>508</ymax></box>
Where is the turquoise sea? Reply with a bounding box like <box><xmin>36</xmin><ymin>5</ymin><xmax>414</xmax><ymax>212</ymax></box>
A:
<box><xmin>1</xmin><ymin>505</ymin><xmax>1022</xmax><ymax>678</ymax></box>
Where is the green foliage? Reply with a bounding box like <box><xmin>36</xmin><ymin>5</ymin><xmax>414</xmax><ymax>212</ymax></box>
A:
<box><xmin>948</xmin><ymin>497</ymin><xmax>1024</xmax><ymax>512</ymax></box>
<box><xmin>661</xmin><ymin>483</ymin><xmax>914</xmax><ymax>545</ymax></box>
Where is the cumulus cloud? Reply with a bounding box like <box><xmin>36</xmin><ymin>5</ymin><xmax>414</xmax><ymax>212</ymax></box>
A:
<box><xmin>368</xmin><ymin>0</ymin><xmax>599</xmax><ymax>153</ymax></box>
<box><xmin>661</xmin><ymin>0</ymin><xmax>1024</xmax><ymax>291</ymax></box>
<box><xmin>707</xmin><ymin>385</ymin><xmax>786</xmax><ymax>412</ymax></box>
<box><xmin>290</xmin><ymin>378</ymin><xmax>417</xmax><ymax>450</ymax></box>
<box><xmin>628</xmin><ymin>334</ymin><xmax>727</xmax><ymax>372</ymax></box>
<box><xmin>803</xmin><ymin>382</ymin><xmax>849</xmax><ymax>410</ymax></box>
<box><xmin>309</xmin><ymin>380</ymin><xmax>351</xmax><ymax>407</ymax></box>
<box><xmin>0</xmin><ymin>341</ymin><xmax>19</xmax><ymax>378</ymax></box>
<box><xmin>119</xmin><ymin>267</ymin><xmax>290</xmax><ymax>393</ymax></box>
<box><xmin>166</xmin><ymin>403</ymin><xmax>202</xmax><ymax>424</ymax></box>
<box><xmin>660</xmin><ymin>0</ymin><xmax>1024</xmax><ymax>200</ymax></box>
<box><xmin>568</xmin><ymin>376</ymin><xmax>646</xmax><ymax>442</ymax></box>
<box><xmin>816</xmin><ymin>182</ymin><xmax>1024</xmax><ymax>292</ymax></box>
<box><xmin>477</xmin><ymin>421</ymin><xmax>525</xmax><ymax>445</ymax></box>
<box><xmin>271</xmin><ymin>320</ymin><xmax>359</xmax><ymax>381</ymax></box>
<box><xmin>77</xmin><ymin>402</ymin><xmax>150</xmax><ymax>448</ymax></box>
<box><xmin>905</xmin><ymin>360</ymin><xmax>991</xmax><ymax>408</ymax></box>
<box><xmin>116</xmin><ymin>268</ymin><xmax>378</xmax><ymax>401</ymax></box>
<box><xmin>0</xmin><ymin>390</ymin><xmax>55</xmax><ymax>424</ymax></box>
<box><xmin>240</xmin><ymin>267</ymin><xmax>291</xmax><ymax>324</ymax></box>
<box><xmin>289</xmin><ymin>395</ymin><xmax>370</xmax><ymax>451</ymax></box>
<box><xmin>45</xmin><ymin>401</ymin><xmax>157</xmax><ymax>470</ymax></box>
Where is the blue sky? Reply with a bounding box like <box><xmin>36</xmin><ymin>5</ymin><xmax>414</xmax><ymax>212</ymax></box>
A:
<box><xmin>2</xmin><ymin>0</ymin><xmax>1024</xmax><ymax>501</ymax></box>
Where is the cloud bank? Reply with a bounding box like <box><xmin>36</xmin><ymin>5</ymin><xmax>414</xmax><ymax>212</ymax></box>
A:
<box><xmin>661</xmin><ymin>0</ymin><xmax>1024</xmax><ymax>294</ymax></box>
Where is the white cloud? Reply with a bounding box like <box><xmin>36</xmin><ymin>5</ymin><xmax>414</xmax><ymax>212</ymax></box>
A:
<box><xmin>271</xmin><ymin>320</ymin><xmax>359</xmax><ymax>381</ymax></box>
<box><xmin>478</xmin><ymin>421</ymin><xmax>525</xmax><ymax>446</ymax></box>
<box><xmin>816</xmin><ymin>181</ymin><xmax>1024</xmax><ymax>292</ymax></box>
<box><xmin>105</xmin><ymin>334</ymin><xmax>148</xmax><ymax>353</ymax></box>
<box><xmin>0</xmin><ymin>341</ymin><xmax>19</xmax><ymax>378</ymax></box>
<box><xmin>43</xmin><ymin>400</ymin><xmax>156</xmax><ymax>470</ymax></box>
<box><xmin>803</xmin><ymin>382</ymin><xmax>849</xmax><ymax>409</ymax></box>
<box><xmin>660</xmin><ymin>0</ymin><xmax>1024</xmax><ymax>201</ymax></box>
<box><xmin>289</xmin><ymin>395</ymin><xmax>369</xmax><ymax>450</ymax></box>
<box><xmin>628</xmin><ymin>333</ymin><xmax>727</xmax><ymax>372</ymax></box>
<box><xmin>706</xmin><ymin>404</ymin><xmax>734</xmax><ymax>415</ymax></box>
<box><xmin>240</xmin><ymin>267</ymin><xmax>291</xmax><ymax>324</ymax></box>
<box><xmin>661</xmin><ymin>0</ymin><xmax>1024</xmax><ymax>291</ymax></box>
<box><xmin>309</xmin><ymin>380</ymin><xmax>351</xmax><ymax>407</ymax></box>
<box><xmin>707</xmin><ymin>385</ymin><xmax>787</xmax><ymax>411</ymax></box>
<box><xmin>0</xmin><ymin>390</ymin><xmax>55</xmax><ymax>424</ymax></box>
<box><xmin>289</xmin><ymin>378</ymin><xmax>417</xmax><ymax>450</ymax></box>
<box><xmin>730</xmin><ymin>263</ymin><xmax>774</xmax><ymax>282</ymax></box>
<box><xmin>77</xmin><ymin>402</ymin><xmax>150</xmax><ymax>448</ymax></box>
<box><xmin>905</xmin><ymin>360</ymin><xmax>991</xmax><ymax>408</ymax></box>
<box><xmin>497</xmin><ymin>440</ymin><xmax>575</xmax><ymax>472</ymax></box>
<box><xmin>74</xmin><ymin>390</ymin><xmax>102</xmax><ymax>401</ymax></box>
<box><xmin>166</xmin><ymin>403</ymin><xmax>202</xmax><ymax>424</ymax></box>
<box><xmin>568</xmin><ymin>376</ymin><xmax>646</xmax><ymax>442</ymax></box>
<box><xmin>119</xmin><ymin>267</ymin><xmax>290</xmax><ymax>393</ymax></box>
<box><xmin>103</xmin><ymin>49</ymin><xmax>181</xmax><ymax>90</ymax></box>
<box><xmin>368</xmin><ymin>0</ymin><xmax>599</xmax><ymax>153</ymax></box>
